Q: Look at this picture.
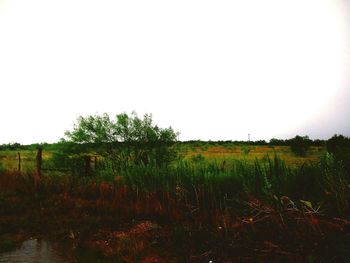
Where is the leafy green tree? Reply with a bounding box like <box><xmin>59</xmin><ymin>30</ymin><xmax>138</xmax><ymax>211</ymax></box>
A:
<box><xmin>0</xmin><ymin>142</ymin><xmax>22</xmax><ymax>151</ymax></box>
<box><xmin>269</xmin><ymin>138</ymin><xmax>287</xmax><ymax>146</ymax></box>
<box><xmin>326</xmin><ymin>134</ymin><xmax>350</xmax><ymax>173</ymax></box>
<box><xmin>289</xmin><ymin>135</ymin><xmax>311</xmax><ymax>157</ymax></box>
<box><xmin>63</xmin><ymin>112</ymin><xmax>179</xmax><ymax>168</ymax></box>
<box><xmin>64</xmin><ymin>113</ymin><xmax>114</xmax><ymax>144</ymax></box>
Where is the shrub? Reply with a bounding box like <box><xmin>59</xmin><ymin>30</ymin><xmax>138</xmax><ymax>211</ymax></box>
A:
<box><xmin>62</xmin><ymin>112</ymin><xmax>179</xmax><ymax>170</ymax></box>
<box><xmin>289</xmin><ymin>135</ymin><xmax>311</xmax><ymax>157</ymax></box>
<box><xmin>326</xmin><ymin>134</ymin><xmax>350</xmax><ymax>174</ymax></box>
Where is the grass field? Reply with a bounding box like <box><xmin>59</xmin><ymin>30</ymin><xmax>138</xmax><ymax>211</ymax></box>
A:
<box><xmin>0</xmin><ymin>144</ymin><xmax>324</xmax><ymax>173</ymax></box>
<box><xmin>180</xmin><ymin>145</ymin><xmax>324</xmax><ymax>166</ymax></box>
<box><xmin>0</xmin><ymin>150</ymin><xmax>51</xmax><ymax>172</ymax></box>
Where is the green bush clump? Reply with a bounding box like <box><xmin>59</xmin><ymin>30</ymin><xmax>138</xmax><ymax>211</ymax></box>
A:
<box><xmin>290</xmin><ymin>135</ymin><xmax>311</xmax><ymax>157</ymax></box>
<box><xmin>326</xmin><ymin>134</ymin><xmax>350</xmax><ymax>175</ymax></box>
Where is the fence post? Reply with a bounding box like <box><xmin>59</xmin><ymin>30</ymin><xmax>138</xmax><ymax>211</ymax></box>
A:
<box><xmin>17</xmin><ymin>152</ymin><xmax>21</xmax><ymax>173</ymax></box>
<box><xmin>94</xmin><ymin>156</ymin><xmax>98</xmax><ymax>170</ymax></box>
<box><xmin>35</xmin><ymin>146</ymin><xmax>42</xmax><ymax>185</ymax></box>
<box><xmin>84</xmin><ymin>155</ymin><xmax>91</xmax><ymax>176</ymax></box>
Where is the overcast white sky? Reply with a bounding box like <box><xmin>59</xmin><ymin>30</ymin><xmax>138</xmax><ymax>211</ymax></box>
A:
<box><xmin>0</xmin><ymin>0</ymin><xmax>349</xmax><ymax>144</ymax></box>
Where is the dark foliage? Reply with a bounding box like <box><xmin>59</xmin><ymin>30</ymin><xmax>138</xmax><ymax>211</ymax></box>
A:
<box><xmin>327</xmin><ymin>134</ymin><xmax>350</xmax><ymax>174</ymax></box>
<box><xmin>289</xmin><ymin>135</ymin><xmax>312</xmax><ymax>157</ymax></box>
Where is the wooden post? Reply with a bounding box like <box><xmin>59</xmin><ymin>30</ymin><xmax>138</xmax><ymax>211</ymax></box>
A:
<box><xmin>221</xmin><ymin>160</ymin><xmax>226</xmax><ymax>172</ymax></box>
<box><xmin>17</xmin><ymin>152</ymin><xmax>21</xmax><ymax>173</ymax></box>
<box><xmin>35</xmin><ymin>146</ymin><xmax>42</xmax><ymax>185</ymax></box>
<box><xmin>84</xmin><ymin>155</ymin><xmax>91</xmax><ymax>176</ymax></box>
<box><xmin>94</xmin><ymin>156</ymin><xmax>97</xmax><ymax>170</ymax></box>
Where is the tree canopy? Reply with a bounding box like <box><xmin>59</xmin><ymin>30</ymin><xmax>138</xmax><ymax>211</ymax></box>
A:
<box><xmin>63</xmin><ymin>112</ymin><xmax>179</xmax><ymax>168</ymax></box>
<box><xmin>289</xmin><ymin>135</ymin><xmax>312</xmax><ymax>157</ymax></box>
<box><xmin>64</xmin><ymin>112</ymin><xmax>177</xmax><ymax>144</ymax></box>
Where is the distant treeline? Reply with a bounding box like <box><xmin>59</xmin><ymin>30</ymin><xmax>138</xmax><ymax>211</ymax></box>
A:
<box><xmin>178</xmin><ymin>138</ymin><xmax>326</xmax><ymax>147</ymax></box>
<box><xmin>1</xmin><ymin>134</ymin><xmax>349</xmax><ymax>150</ymax></box>
<box><xmin>0</xmin><ymin>142</ymin><xmax>51</xmax><ymax>151</ymax></box>
<box><xmin>178</xmin><ymin>135</ymin><xmax>344</xmax><ymax>147</ymax></box>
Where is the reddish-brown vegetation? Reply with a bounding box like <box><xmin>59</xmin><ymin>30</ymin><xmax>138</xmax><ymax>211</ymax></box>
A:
<box><xmin>1</xmin><ymin>171</ymin><xmax>350</xmax><ymax>262</ymax></box>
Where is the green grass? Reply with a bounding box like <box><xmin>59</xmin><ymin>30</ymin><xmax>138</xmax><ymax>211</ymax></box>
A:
<box><xmin>0</xmin><ymin>150</ymin><xmax>53</xmax><ymax>172</ymax></box>
<box><xmin>90</xmin><ymin>152</ymin><xmax>348</xmax><ymax>216</ymax></box>
<box><xmin>0</xmin><ymin>144</ymin><xmax>347</xmax><ymax>216</ymax></box>
<box><xmin>0</xmin><ymin>144</ymin><xmax>324</xmax><ymax>171</ymax></box>
<box><xmin>178</xmin><ymin>145</ymin><xmax>325</xmax><ymax>169</ymax></box>
<box><xmin>0</xmin><ymin>150</ymin><xmax>36</xmax><ymax>172</ymax></box>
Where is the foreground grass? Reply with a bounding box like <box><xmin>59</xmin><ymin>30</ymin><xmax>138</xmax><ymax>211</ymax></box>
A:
<box><xmin>0</xmin><ymin>152</ymin><xmax>349</xmax><ymax>262</ymax></box>
<box><xmin>1</xmin><ymin>172</ymin><xmax>350</xmax><ymax>262</ymax></box>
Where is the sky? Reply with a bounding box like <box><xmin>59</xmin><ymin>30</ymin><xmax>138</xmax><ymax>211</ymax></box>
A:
<box><xmin>0</xmin><ymin>0</ymin><xmax>349</xmax><ymax>144</ymax></box>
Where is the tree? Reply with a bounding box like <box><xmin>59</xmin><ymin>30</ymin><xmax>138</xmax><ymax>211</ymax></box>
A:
<box><xmin>64</xmin><ymin>113</ymin><xmax>114</xmax><ymax>144</ymax></box>
<box><xmin>289</xmin><ymin>135</ymin><xmax>311</xmax><ymax>157</ymax></box>
<box><xmin>326</xmin><ymin>134</ymin><xmax>350</xmax><ymax>154</ymax></box>
<box><xmin>269</xmin><ymin>138</ymin><xmax>287</xmax><ymax>146</ymax></box>
<box><xmin>326</xmin><ymin>134</ymin><xmax>350</xmax><ymax>173</ymax></box>
<box><xmin>64</xmin><ymin>112</ymin><xmax>179</xmax><ymax>168</ymax></box>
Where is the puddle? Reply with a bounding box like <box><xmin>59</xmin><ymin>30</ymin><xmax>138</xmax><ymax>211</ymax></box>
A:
<box><xmin>0</xmin><ymin>238</ymin><xmax>76</xmax><ymax>263</ymax></box>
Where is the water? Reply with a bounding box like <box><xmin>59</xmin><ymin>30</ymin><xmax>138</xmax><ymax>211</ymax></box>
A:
<box><xmin>0</xmin><ymin>238</ymin><xmax>76</xmax><ymax>263</ymax></box>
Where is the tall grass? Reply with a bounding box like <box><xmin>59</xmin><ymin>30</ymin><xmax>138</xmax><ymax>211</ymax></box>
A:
<box><xmin>1</xmin><ymin>152</ymin><xmax>348</xmax><ymax>217</ymax></box>
<box><xmin>90</xmin><ymin>153</ymin><xmax>349</xmax><ymax>216</ymax></box>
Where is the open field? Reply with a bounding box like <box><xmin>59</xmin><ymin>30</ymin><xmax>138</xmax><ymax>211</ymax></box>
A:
<box><xmin>0</xmin><ymin>150</ymin><xmax>51</xmax><ymax>172</ymax></box>
<box><xmin>179</xmin><ymin>145</ymin><xmax>324</xmax><ymax>166</ymax></box>
<box><xmin>0</xmin><ymin>144</ymin><xmax>325</xmax><ymax>173</ymax></box>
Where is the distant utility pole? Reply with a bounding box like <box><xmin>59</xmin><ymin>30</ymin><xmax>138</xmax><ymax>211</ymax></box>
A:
<box><xmin>248</xmin><ymin>133</ymin><xmax>251</xmax><ymax>142</ymax></box>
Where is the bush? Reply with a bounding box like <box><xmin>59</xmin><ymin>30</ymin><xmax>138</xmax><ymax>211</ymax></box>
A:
<box><xmin>62</xmin><ymin>112</ymin><xmax>179</xmax><ymax>170</ymax></box>
<box><xmin>289</xmin><ymin>135</ymin><xmax>311</xmax><ymax>157</ymax></box>
<box><xmin>326</xmin><ymin>134</ymin><xmax>350</xmax><ymax>174</ymax></box>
